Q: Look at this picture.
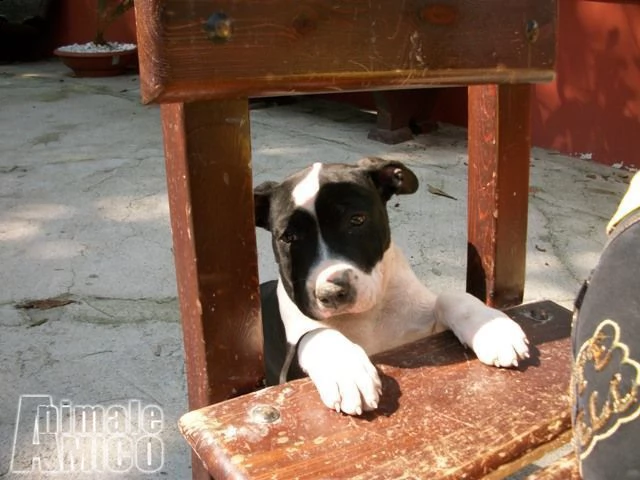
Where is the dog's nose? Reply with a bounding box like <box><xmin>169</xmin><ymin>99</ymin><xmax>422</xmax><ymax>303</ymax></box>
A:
<box><xmin>316</xmin><ymin>270</ymin><xmax>354</xmax><ymax>309</ymax></box>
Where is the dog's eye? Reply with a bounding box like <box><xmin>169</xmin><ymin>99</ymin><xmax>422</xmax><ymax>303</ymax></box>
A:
<box><xmin>350</xmin><ymin>213</ymin><xmax>366</xmax><ymax>226</ymax></box>
<box><xmin>280</xmin><ymin>230</ymin><xmax>298</xmax><ymax>244</ymax></box>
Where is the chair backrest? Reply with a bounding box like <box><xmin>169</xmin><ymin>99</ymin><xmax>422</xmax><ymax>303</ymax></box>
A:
<box><xmin>135</xmin><ymin>0</ymin><xmax>557</xmax><ymax>104</ymax></box>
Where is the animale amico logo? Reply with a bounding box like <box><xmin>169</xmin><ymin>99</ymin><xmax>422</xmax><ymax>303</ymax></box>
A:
<box><xmin>10</xmin><ymin>395</ymin><xmax>164</xmax><ymax>474</ymax></box>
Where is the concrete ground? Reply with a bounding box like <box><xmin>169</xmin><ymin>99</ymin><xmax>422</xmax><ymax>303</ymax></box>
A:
<box><xmin>0</xmin><ymin>60</ymin><xmax>632</xmax><ymax>479</ymax></box>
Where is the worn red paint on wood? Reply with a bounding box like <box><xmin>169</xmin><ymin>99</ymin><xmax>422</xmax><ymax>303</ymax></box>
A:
<box><xmin>161</xmin><ymin>100</ymin><xmax>264</xmax><ymax>407</ymax></box>
<box><xmin>467</xmin><ymin>84</ymin><xmax>532</xmax><ymax>308</ymax></box>
<box><xmin>134</xmin><ymin>0</ymin><xmax>556</xmax><ymax>103</ymax></box>
<box><xmin>180</xmin><ymin>301</ymin><xmax>572</xmax><ymax>480</ymax></box>
<box><xmin>162</xmin><ymin>100</ymin><xmax>265</xmax><ymax>480</ymax></box>
<box><xmin>526</xmin><ymin>453</ymin><xmax>580</xmax><ymax>480</ymax></box>
<box><xmin>420</xmin><ymin>5</ymin><xmax>459</xmax><ymax>25</ymax></box>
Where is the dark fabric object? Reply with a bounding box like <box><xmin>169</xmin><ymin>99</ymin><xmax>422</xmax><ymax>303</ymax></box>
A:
<box><xmin>0</xmin><ymin>0</ymin><xmax>52</xmax><ymax>22</ymax></box>
<box><xmin>0</xmin><ymin>0</ymin><xmax>54</xmax><ymax>62</ymax></box>
<box><xmin>260</xmin><ymin>280</ymin><xmax>305</xmax><ymax>385</ymax></box>
<box><xmin>572</xmin><ymin>209</ymin><xmax>640</xmax><ymax>480</ymax></box>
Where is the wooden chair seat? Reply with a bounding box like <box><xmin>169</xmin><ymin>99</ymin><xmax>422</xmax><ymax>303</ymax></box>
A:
<box><xmin>526</xmin><ymin>453</ymin><xmax>580</xmax><ymax>480</ymax></box>
<box><xmin>179</xmin><ymin>301</ymin><xmax>572</xmax><ymax>479</ymax></box>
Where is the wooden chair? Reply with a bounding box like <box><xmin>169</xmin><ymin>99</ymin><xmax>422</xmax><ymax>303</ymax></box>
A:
<box><xmin>529</xmin><ymin>454</ymin><xmax>581</xmax><ymax>480</ymax></box>
<box><xmin>133</xmin><ymin>1</ymin><xmax>558</xmax><ymax>478</ymax></box>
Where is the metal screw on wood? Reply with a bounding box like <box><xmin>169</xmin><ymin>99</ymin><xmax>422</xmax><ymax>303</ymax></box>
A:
<box><xmin>250</xmin><ymin>405</ymin><xmax>281</xmax><ymax>424</ymax></box>
<box><xmin>525</xmin><ymin>19</ymin><xmax>540</xmax><ymax>43</ymax></box>
<box><xmin>204</xmin><ymin>12</ymin><xmax>232</xmax><ymax>42</ymax></box>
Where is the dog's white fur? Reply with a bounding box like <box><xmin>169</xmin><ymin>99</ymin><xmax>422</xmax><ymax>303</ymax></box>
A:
<box><xmin>292</xmin><ymin>161</ymin><xmax>322</xmax><ymax>212</ymax></box>
<box><xmin>274</xmin><ymin>162</ymin><xmax>529</xmax><ymax>415</ymax></box>
<box><xmin>277</xmin><ymin>242</ymin><xmax>529</xmax><ymax>416</ymax></box>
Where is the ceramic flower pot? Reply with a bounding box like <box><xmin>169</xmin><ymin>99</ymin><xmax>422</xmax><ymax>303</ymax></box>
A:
<box><xmin>54</xmin><ymin>44</ymin><xmax>137</xmax><ymax>77</ymax></box>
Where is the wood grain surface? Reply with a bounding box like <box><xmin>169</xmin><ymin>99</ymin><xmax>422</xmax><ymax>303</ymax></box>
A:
<box><xmin>466</xmin><ymin>84</ymin><xmax>532</xmax><ymax>308</ymax></box>
<box><xmin>180</xmin><ymin>301</ymin><xmax>573</xmax><ymax>479</ymax></box>
<box><xmin>135</xmin><ymin>0</ymin><xmax>557</xmax><ymax>103</ymax></box>
<box><xmin>526</xmin><ymin>453</ymin><xmax>580</xmax><ymax>480</ymax></box>
<box><xmin>162</xmin><ymin>100</ymin><xmax>264</xmax><ymax>409</ymax></box>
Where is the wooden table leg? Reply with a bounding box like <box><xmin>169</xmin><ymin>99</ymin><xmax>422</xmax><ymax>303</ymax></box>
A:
<box><xmin>466</xmin><ymin>84</ymin><xmax>531</xmax><ymax>308</ymax></box>
<box><xmin>160</xmin><ymin>100</ymin><xmax>264</xmax><ymax>480</ymax></box>
<box><xmin>368</xmin><ymin>90</ymin><xmax>439</xmax><ymax>144</ymax></box>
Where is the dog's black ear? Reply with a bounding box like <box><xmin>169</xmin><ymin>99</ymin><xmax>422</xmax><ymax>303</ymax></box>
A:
<box><xmin>254</xmin><ymin>181</ymin><xmax>278</xmax><ymax>231</ymax></box>
<box><xmin>358</xmin><ymin>157</ymin><xmax>419</xmax><ymax>201</ymax></box>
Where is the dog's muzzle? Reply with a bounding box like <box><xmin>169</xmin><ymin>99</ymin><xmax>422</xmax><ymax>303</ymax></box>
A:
<box><xmin>315</xmin><ymin>269</ymin><xmax>356</xmax><ymax>310</ymax></box>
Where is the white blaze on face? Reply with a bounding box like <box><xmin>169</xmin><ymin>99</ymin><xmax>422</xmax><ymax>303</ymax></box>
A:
<box><xmin>289</xmin><ymin>162</ymin><xmax>386</xmax><ymax>319</ymax></box>
<box><xmin>292</xmin><ymin>162</ymin><xmax>322</xmax><ymax>213</ymax></box>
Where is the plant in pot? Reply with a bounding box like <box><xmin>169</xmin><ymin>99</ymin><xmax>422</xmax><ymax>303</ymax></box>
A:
<box><xmin>54</xmin><ymin>0</ymin><xmax>137</xmax><ymax>77</ymax></box>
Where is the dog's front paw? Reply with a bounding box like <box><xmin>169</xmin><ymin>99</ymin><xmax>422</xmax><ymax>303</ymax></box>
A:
<box><xmin>298</xmin><ymin>329</ymin><xmax>381</xmax><ymax>415</ymax></box>
<box><xmin>471</xmin><ymin>315</ymin><xmax>530</xmax><ymax>368</ymax></box>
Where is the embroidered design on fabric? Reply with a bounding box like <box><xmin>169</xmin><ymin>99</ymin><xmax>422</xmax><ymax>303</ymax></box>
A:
<box><xmin>573</xmin><ymin>319</ymin><xmax>640</xmax><ymax>459</ymax></box>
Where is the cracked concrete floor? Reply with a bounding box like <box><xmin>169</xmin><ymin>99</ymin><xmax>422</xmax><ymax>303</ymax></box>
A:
<box><xmin>0</xmin><ymin>60</ymin><xmax>632</xmax><ymax>479</ymax></box>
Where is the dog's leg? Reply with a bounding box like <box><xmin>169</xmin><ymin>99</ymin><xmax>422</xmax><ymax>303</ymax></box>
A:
<box><xmin>277</xmin><ymin>281</ymin><xmax>382</xmax><ymax>415</ymax></box>
<box><xmin>435</xmin><ymin>292</ymin><xmax>530</xmax><ymax>367</ymax></box>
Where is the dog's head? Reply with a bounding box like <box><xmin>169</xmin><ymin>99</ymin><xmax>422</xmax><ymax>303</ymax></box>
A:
<box><xmin>254</xmin><ymin>157</ymin><xmax>418</xmax><ymax>320</ymax></box>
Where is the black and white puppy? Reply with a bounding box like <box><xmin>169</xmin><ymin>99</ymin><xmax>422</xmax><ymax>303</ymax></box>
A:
<box><xmin>255</xmin><ymin>157</ymin><xmax>529</xmax><ymax>416</ymax></box>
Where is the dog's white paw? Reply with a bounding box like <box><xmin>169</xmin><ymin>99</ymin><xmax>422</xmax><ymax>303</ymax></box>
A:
<box><xmin>298</xmin><ymin>329</ymin><xmax>381</xmax><ymax>415</ymax></box>
<box><xmin>470</xmin><ymin>315</ymin><xmax>530</xmax><ymax>368</ymax></box>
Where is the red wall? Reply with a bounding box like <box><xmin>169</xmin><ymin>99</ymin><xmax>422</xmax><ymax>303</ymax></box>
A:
<box><xmin>51</xmin><ymin>0</ymin><xmax>640</xmax><ymax>168</ymax></box>
<box><xmin>532</xmin><ymin>0</ymin><xmax>640</xmax><ymax>168</ymax></box>
<box><xmin>53</xmin><ymin>0</ymin><xmax>136</xmax><ymax>47</ymax></box>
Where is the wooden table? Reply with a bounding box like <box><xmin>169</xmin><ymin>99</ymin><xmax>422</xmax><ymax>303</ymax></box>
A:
<box><xmin>133</xmin><ymin>2</ymin><xmax>557</xmax><ymax>478</ymax></box>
